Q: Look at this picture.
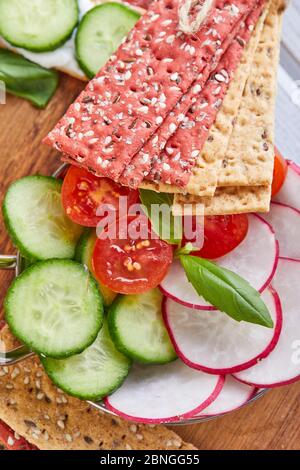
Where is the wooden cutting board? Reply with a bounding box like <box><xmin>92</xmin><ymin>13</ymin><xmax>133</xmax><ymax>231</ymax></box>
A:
<box><xmin>0</xmin><ymin>75</ymin><xmax>299</xmax><ymax>450</ymax></box>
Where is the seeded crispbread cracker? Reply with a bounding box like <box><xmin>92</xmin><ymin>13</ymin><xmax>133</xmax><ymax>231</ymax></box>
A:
<box><xmin>169</xmin><ymin>0</ymin><xmax>282</xmax><ymax>211</ymax></box>
<box><xmin>0</xmin><ymin>420</ymin><xmax>37</xmax><ymax>450</ymax></box>
<box><xmin>119</xmin><ymin>0</ymin><xmax>263</xmax><ymax>188</ymax></box>
<box><xmin>124</xmin><ymin>0</ymin><xmax>153</xmax><ymax>9</ymax></box>
<box><xmin>172</xmin><ymin>185</ymin><xmax>272</xmax><ymax>215</ymax></box>
<box><xmin>140</xmin><ymin>0</ymin><xmax>266</xmax><ymax>190</ymax></box>
<box><xmin>139</xmin><ymin>1</ymin><xmax>268</xmax><ymax>197</ymax></box>
<box><xmin>216</xmin><ymin>0</ymin><xmax>281</xmax><ymax>187</ymax></box>
<box><xmin>45</xmin><ymin>0</ymin><xmax>258</xmax><ymax>183</ymax></box>
<box><xmin>0</xmin><ymin>327</ymin><xmax>195</xmax><ymax>451</ymax></box>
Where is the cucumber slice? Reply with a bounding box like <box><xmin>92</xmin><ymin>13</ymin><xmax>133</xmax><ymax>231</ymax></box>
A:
<box><xmin>108</xmin><ymin>289</ymin><xmax>177</xmax><ymax>364</ymax></box>
<box><xmin>75</xmin><ymin>3</ymin><xmax>140</xmax><ymax>78</ymax></box>
<box><xmin>0</xmin><ymin>0</ymin><xmax>78</xmax><ymax>52</ymax></box>
<box><xmin>75</xmin><ymin>229</ymin><xmax>117</xmax><ymax>307</ymax></box>
<box><xmin>3</xmin><ymin>176</ymin><xmax>82</xmax><ymax>260</ymax></box>
<box><xmin>5</xmin><ymin>259</ymin><xmax>104</xmax><ymax>358</ymax></box>
<box><xmin>74</xmin><ymin>229</ymin><xmax>96</xmax><ymax>269</ymax></box>
<box><xmin>42</xmin><ymin>320</ymin><xmax>131</xmax><ymax>400</ymax></box>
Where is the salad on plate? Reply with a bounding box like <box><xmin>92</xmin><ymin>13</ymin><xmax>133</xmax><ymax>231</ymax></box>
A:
<box><xmin>2</xmin><ymin>151</ymin><xmax>300</xmax><ymax>424</ymax></box>
<box><xmin>0</xmin><ymin>0</ymin><xmax>298</xmax><ymax>429</ymax></box>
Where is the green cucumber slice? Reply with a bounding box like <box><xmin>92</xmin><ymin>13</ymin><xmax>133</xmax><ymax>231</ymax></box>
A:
<box><xmin>75</xmin><ymin>229</ymin><xmax>117</xmax><ymax>306</ymax></box>
<box><xmin>42</xmin><ymin>320</ymin><xmax>131</xmax><ymax>400</ymax></box>
<box><xmin>3</xmin><ymin>176</ymin><xmax>82</xmax><ymax>260</ymax></box>
<box><xmin>5</xmin><ymin>259</ymin><xmax>104</xmax><ymax>358</ymax></box>
<box><xmin>108</xmin><ymin>289</ymin><xmax>177</xmax><ymax>364</ymax></box>
<box><xmin>74</xmin><ymin>228</ymin><xmax>96</xmax><ymax>267</ymax></box>
<box><xmin>75</xmin><ymin>3</ymin><xmax>140</xmax><ymax>78</ymax></box>
<box><xmin>0</xmin><ymin>0</ymin><xmax>78</xmax><ymax>52</ymax></box>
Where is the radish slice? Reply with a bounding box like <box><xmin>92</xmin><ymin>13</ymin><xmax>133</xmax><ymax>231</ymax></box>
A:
<box><xmin>196</xmin><ymin>376</ymin><xmax>256</xmax><ymax>417</ymax></box>
<box><xmin>160</xmin><ymin>214</ymin><xmax>278</xmax><ymax>310</ymax></box>
<box><xmin>163</xmin><ymin>288</ymin><xmax>282</xmax><ymax>374</ymax></box>
<box><xmin>234</xmin><ymin>258</ymin><xmax>300</xmax><ymax>387</ymax></box>
<box><xmin>261</xmin><ymin>202</ymin><xmax>300</xmax><ymax>260</ymax></box>
<box><xmin>160</xmin><ymin>259</ymin><xmax>214</xmax><ymax>310</ymax></box>
<box><xmin>105</xmin><ymin>361</ymin><xmax>224</xmax><ymax>424</ymax></box>
<box><xmin>273</xmin><ymin>161</ymin><xmax>300</xmax><ymax>211</ymax></box>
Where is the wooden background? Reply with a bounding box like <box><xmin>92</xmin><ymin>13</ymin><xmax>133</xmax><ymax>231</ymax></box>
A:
<box><xmin>0</xmin><ymin>2</ymin><xmax>299</xmax><ymax>451</ymax></box>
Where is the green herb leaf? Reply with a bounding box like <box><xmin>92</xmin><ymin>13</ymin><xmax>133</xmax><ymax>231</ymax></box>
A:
<box><xmin>139</xmin><ymin>189</ymin><xmax>182</xmax><ymax>245</ymax></box>
<box><xmin>175</xmin><ymin>242</ymin><xmax>199</xmax><ymax>258</ymax></box>
<box><xmin>180</xmin><ymin>255</ymin><xmax>274</xmax><ymax>328</ymax></box>
<box><xmin>0</xmin><ymin>49</ymin><xmax>58</xmax><ymax>108</ymax></box>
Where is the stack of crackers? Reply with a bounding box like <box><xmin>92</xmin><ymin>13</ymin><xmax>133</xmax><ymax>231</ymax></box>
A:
<box><xmin>172</xmin><ymin>0</ymin><xmax>284</xmax><ymax>215</ymax></box>
<box><xmin>44</xmin><ymin>0</ymin><xmax>286</xmax><ymax>217</ymax></box>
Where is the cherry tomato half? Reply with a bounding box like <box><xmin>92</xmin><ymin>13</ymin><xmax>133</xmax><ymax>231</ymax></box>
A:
<box><xmin>62</xmin><ymin>166</ymin><xmax>139</xmax><ymax>227</ymax></box>
<box><xmin>92</xmin><ymin>216</ymin><xmax>173</xmax><ymax>294</ymax></box>
<box><xmin>272</xmin><ymin>148</ymin><xmax>288</xmax><ymax>197</ymax></box>
<box><xmin>182</xmin><ymin>214</ymin><xmax>249</xmax><ymax>259</ymax></box>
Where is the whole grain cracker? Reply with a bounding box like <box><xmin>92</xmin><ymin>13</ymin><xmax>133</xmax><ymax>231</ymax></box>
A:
<box><xmin>171</xmin><ymin>4</ymin><xmax>282</xmax><ymax>215</ymax></box>
<box><xmin>217</xmin><ymin>0</ymin><xmax>281</xmax><ymax>187</ymax></box>
<box><xmin>172</xmin><ymin>185</ymin><xmax>271</xmax><ymax>215</ymax></box>
<box><xmin>171</xmin><ymin>10</ymin><xmax>279</xmax><ymax>215</ymax></box>
<box><xmin>139</xmin><ymin>2</ymin><xmax>269</xmax><ymax>196</ymax></box>
<box><xmin>0</xmin><ymin>327</ymin><xmax>195</xmax><ymax>451</ymax></box>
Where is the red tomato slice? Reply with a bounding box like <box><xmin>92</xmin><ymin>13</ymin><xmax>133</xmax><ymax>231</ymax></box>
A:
<box><xmin>272</xmin><ymin>148</ymin><xmax>288</xmax><ymax>197</ymax></box>
<box><xmin>92</xmin><ymin>216</ymin><xmax>173</xmax><ymax>294</ymax></box>
<box><xmin>182</xmin><ymin>214</ymin><xmax>249</xmax><ymax>260</ymax></box>
<box><xmin>62</xmin><ymin>166</ymin><xmax>139</xmax><ymax>227</ymax></box>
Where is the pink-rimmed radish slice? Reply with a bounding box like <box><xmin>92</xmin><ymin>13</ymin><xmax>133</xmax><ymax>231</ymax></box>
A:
<box><xmin>273</xmin><ymin>160</ymin><xmax>300</xmax><ymax>211</ymax></box>
<box><xmin>261</xmin><ymin>202</ymin><xmax>300</xmax><ymax>260</ymax></box>
<box><xmin>163</xmin><ymin>288</ymin><xmax>282</xmax><ymax>375</ymax></box>
<box><xmin>196</xmin><ymin>376</ymin><xmax>256</xmax><ymax>417</ymax></box>
<box><xmin>160</xmin><ymin>258</ymin><xmax>214</xmax><ymax>311</ymax></box>
<box><xmin>234</xmin><ymin>258</ymin><xmax>300</xmax><ymax>388</ymax></box>
<box><xmin>160</xmin><ymin>214</ymin><xmax>278</xmax><ymax>310</ymax></box>
<box><xmin>105</xmin><ymin>361</ymin><xmax>224</xmax><ymax>424</ymax></box>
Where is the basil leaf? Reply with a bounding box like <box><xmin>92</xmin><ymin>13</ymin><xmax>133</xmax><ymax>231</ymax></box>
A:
<box><xmin>175</xmin><ymin>242</ymin><xmax>199</xmax><ymax>258</ymax></box>
<box><xmin>139</xmin><ymin>189</ymin><xmax>182</xmax><ymax>244</ymax></box>
<box><xmin>0</xmin><ymin>49</ymin><xmax>58</xmax><ymax>108</ymax></box>
<box><xmin>180</xmin><ymin>255</ymin><xmax>274</xmax><ymax>328</ymax></box>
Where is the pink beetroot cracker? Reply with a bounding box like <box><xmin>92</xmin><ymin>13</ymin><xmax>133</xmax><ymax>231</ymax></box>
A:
<box><xmin>118</xmin><ymin>1</ymin><xmax>259</xmax><ymax>188</ymax></box>
<box><xmin>125</xmin><ymin>0</ymin><xmax>153</xmax><ymax>9</ymax></box>
<box><xmin>45</xmin><ymin>0</ymin><xmax>253</xmax><ymax>183</ymax></box>
<box><xmin>144</xmin><ymin>0</ymin><xmax>266</xmax><ymax>187</ymax></box>
<box><xmin>0</xmin><ymin>420</ymin><xmax>37</xmax><ymax>450</ymax></box>
<box><xmin>118</xmin><ymin>62</ymin><xmax>211</xmax><ymax>187</ymax></box>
